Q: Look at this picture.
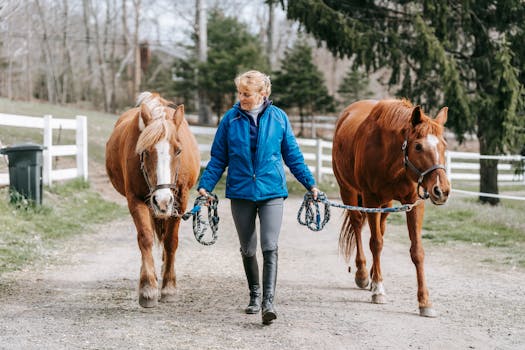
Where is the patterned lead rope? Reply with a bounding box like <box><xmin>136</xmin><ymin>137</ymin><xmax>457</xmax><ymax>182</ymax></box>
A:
<box><xmin>182</xmin><ymin>192</ymin><xmax>220</xmax><ymax>245</ymax></box>
<box><xmin>297</xmin><ymin>191</ymin><xmax>423</xmax><ymax>232</ymax></box>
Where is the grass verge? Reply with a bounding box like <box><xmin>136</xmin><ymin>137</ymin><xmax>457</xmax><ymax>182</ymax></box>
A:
<box><xmin>384</xmin><ymin>189</ymin><xmax>525</xmax><ymax>268</ymax></box>
<box><xmin>0</xmin><ymin>179</ymin><xmax>127</xmax><ymax>275</ymax></box>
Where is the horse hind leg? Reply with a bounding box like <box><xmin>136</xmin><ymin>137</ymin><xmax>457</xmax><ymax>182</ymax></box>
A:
<box><xmin>351</xmin><ymin>209</ymin><xmax>369</xmax><ymax>289</ymax></box>
<box><xmin>339</xmin><ymin>191</ymin><xmax>368</xmax><ymax>289</ymax></box>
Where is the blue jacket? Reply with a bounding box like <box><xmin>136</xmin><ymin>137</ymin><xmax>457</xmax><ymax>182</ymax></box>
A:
<box><xmin>198</xmin><ymin>102</ymin><xmax>316</xmax><ymax>201</ymax></box>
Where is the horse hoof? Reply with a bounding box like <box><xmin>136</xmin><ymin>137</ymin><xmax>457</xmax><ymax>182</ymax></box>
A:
<box><xmin>419</xmin><ymin>306</ymin><xmax>438</xmax><ymax>318</ymax></box>
<box><xmin>355</xmin><ymin>277</ymin><xmax>369</xmax><ymax>289</ymax></box>
<box><xmin>371</xmin><ymin>294</ymin><xmax>386</xmax><ymax>304</ymax></box>
<box><xmin>160</xmin><ymin>292</ymin><xmax>177</xmax><ymax>303</ymax></box>
<box><xmin>139</xmin><ymin>295</ymin><xmax>158</xmax><ymax>308</ymax></box>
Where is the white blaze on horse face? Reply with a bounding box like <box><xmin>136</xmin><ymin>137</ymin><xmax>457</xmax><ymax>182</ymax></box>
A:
<box><xmin>426</xmin><ymin>134</ymin><xmax>440</xmax><ymax>162</ymax></box>
<box><xmin>154</xmin><ymin>139</ymin><xmax>173</xmax><ymax>201</ymax></box>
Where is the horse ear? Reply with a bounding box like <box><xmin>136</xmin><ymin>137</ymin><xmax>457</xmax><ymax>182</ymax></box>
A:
<box><xmin>139</xmin><ymin>103</ymin><xmax>152</xmax><ymax>130</ymax></box>
<box><xmin>435</xmin><ymin>107</ymin><xmax>448</xmax><ymax>126</ymax></box>
<box><xmin>173</xmin><ymin>104</ymin><xmax>185</xmax><ymax>127</ymax></box>
<box><xmin>411</xmin><ymin>106</ymin><xmax>422</xmax><ymax>127</ymax></box>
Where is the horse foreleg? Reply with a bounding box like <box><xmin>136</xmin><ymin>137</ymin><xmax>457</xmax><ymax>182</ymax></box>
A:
<box><xmin>367</xmin><ymin>211</ymin><xmax>386</xmax><ymax>304</ymax></box>
<box><xmin>160</xmin><ymin>218</ymin><xmax>180</xmax><ymax>303</ymax></box>
<box><xmin>406</xmin><ymin>203</ymin><xmax>437</xmax><ymax>317</ymax></box>
<box><xmin>129</xmin><ymin>198</ymin><xmax>159</xmax><ymax>308</ymax></box>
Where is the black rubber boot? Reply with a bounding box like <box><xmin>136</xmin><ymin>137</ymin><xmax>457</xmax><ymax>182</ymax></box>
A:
<box><xmin>262</xmin><ymin>249</ymin><xmax>278</xmax><ymax>325</ymax></box>
<box><xmin>241</xmin><ymin>253</ymin><xmax>261</xmax><ymax>314</ymax></box>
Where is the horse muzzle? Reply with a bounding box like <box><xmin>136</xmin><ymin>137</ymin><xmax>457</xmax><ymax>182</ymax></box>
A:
<box><xmin>426</xmin><ymin>173</ymin><xmax>450</xmax><ymax>205</ymax></box>
<box><xmin>151</xmin><ymin>190</ymin><xmax>175</xmax><ymax>218</ymax></box>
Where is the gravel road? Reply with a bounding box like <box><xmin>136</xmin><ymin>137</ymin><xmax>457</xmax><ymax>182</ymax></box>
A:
<box><xmin>1</xmin><ymin>187</ymin><xmax>524</xmax><ymax>349</ymax></box>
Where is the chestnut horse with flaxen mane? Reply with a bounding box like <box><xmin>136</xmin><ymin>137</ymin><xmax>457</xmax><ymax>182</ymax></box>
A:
<box><xmin>332</xmin><ymin>99</ymin><xmax>450</xmax><ymax>317</ymax></box>
<box><xmin>106</xmin><ymin>92</ymin><xmax>200</xmax><ymax>308</ymax></box>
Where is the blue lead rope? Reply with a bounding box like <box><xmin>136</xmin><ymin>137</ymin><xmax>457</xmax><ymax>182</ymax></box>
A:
<box><xmin>182</xmin><ymin>193</ymin><xmax>219</xmax><ymax>245</ymax></box>
<box><xmin>297</xmin><ymin>191</ymin><xmax>423</xmax><ymax>232</ymax></box>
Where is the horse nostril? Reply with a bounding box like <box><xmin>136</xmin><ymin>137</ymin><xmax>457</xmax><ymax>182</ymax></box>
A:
<box><xmin>433</xmin><ymin>186</ymin><xmax>442</xmax><ymax>197</ymax></box>
<box><xmin>152</xmin><ymin>195</ymin><xmax>159</xmax><ymax>207</ymax></box>
<box><xmin>153</xmin><ymin>194</ymin><xmax>166</xmax><ymax>212</ymax></box>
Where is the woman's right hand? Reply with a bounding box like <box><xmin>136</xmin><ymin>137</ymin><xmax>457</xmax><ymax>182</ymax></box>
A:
<box><xmin>198</xmin><ymin>188</ymin><xmax>214</xmax><ymax>205</ymax></box>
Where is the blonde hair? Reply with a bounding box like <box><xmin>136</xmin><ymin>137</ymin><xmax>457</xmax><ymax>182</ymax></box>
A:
<box><xmin>234</xmin><ymin>70</ymin><xmax>272</xmax><ymax>96</ymax></box>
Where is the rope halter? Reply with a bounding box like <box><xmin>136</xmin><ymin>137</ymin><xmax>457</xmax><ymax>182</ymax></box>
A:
<box><xmin>402</xmin><ymin>140</ymin><xmax>445</xmax><ymax>200</ymax></box>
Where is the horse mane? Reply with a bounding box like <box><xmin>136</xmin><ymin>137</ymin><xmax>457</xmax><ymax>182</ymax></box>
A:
<box><xmin>370</xmin><ymin>99</ymin><xmax>443</xmax><ymax>136</ymax></box>
<box><xmin>135</xmin><ymin>91</ymin><xmax>178</xmax><ymax>155</ymax></box>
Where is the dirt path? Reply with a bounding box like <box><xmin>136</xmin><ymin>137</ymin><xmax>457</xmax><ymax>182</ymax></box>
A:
<box><xmin>1</xmin><ymin>180</ymin><xmax>524</xmax><ymax>349</ymax></box>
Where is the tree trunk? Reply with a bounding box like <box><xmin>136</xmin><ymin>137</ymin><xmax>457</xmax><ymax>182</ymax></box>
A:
<box><xmin>91</xmin><ymin>1</ymin><xmax>109</xmax><ymax>111</ymax></box>
<box><xmin>82</xmin><ymin>0</ymin><xmax>94</xmax><ymax>101</ymax></box>
<box><xmin>267</xmin><ymin>1</ymin><xmax>274</xmax><ymax>69</ymax></box>
<box><xmin>109</xmin><ymin>0</ymin><xmax>118</xmax><ymax>113</ymax></box>
<box><xmin>24</xmin><ymin>3</ymin><xmax>34</xmax><ymax>101</ymax></box>
<box><xmin>132</xmin><ymin>0</ymin><xmax>141</xmax><ymax>97</ymax></box>
<box><xmin>196</xmin><ymin>0</ymin><xmax>211</xmax><ymax>125</ymax></box>
<box><xmin>6</xmin><ymin>20</ymin><xmax>13</xmax><ymax>99</ymax></box>
<box><xmin>122</xmin><ymin>0</ymin><xmax>133</xmax><ymax>102</ymax></box>
<box><xmin>35</xmin><ymin>0</ymin><xmax>58</xmax><ymax>103</ymax></box>
<box><xmin>60</xmin><ymin>0</ymin><xmax>75</xmax><ymax>103</ymax></box>
<box><xmin>478</xmin><ymin>134</ymin><xmax>500</xmax><ymax>205</ymax></box>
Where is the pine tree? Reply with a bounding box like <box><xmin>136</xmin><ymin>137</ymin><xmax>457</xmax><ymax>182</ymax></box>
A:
<box><xmin>172</xmin><ymin>9</ymin><xmax>269</xmax><ymax>122</ymax></box>
<box><xmin>272</xmin><ymin>40</ymin><xmax>335</xmax><ymax>136</ymax></box>
<box><xmin>337</xmin><ymin>67</ymin><xmax>373</xmax><ymax>107</ymax></box>
<box><xmin>283</xmin><ymin>0</ymin><xmax>525</xmax><ymax>204</ymax></box>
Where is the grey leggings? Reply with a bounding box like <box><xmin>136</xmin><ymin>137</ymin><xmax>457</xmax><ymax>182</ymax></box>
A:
<box><xmin>230</xmin><ymin>198</ymin><xmax>284</xmax><ymax>257</ymax></box>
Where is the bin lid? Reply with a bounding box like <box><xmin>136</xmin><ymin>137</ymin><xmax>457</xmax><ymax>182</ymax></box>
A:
<box><xmin>0</xmin><ymin>143</ymin><xmax>44</xmax><ymax>154</ymax></box>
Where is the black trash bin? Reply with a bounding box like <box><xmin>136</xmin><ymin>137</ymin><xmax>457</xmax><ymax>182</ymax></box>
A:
<box><xmin>0</xmin><ymin>143</ymin><xmax>44</xmax><ymax>205</ymax></box>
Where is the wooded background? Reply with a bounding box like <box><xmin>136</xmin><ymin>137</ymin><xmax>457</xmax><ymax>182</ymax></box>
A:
<box><xmin>1</xmin><ymin>0</ymin><xmax>524</xmax><ymax>204</ymax></box>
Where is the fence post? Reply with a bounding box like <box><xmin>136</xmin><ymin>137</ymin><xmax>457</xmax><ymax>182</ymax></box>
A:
<box><xmin>76</xmin><ymin>116</ymin><xmax>88</xmax><ymax>181</ymax></box>
<box><xmin>43</xmin><ymin>115</ymin><xmax>53</xmax><ymax>186</ymax></box>
<box><xmin>311</xmin><ymin>116</ymin><xmax>316</xmax><ymax>138</ymax></box>
<box><xmin>316</xmin><ymin>138</ymin><xmax>323</xmax><ymax>183</ymax></box>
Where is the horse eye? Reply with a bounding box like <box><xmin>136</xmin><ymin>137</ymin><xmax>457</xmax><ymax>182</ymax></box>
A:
<box><xmin>175</xmin><ymin>148</ymin><xmax>182</xmax><ymax>156</ymax></box>
<box><xmin>415</xmin><ymin>143</ymin><xmax>423</xmax><ymax>152</ymax></box>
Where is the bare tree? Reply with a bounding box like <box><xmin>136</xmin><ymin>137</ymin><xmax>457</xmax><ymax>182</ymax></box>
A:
<box><xmin>59</xmin><ymin>0</ymin><xmax>75</xmax><ymax>103</ymax></box>
<box><xmin>132</xmin><ymin>0</ymin><xmax>141</xmax><ymax>96</ymax></box>
<box><xmin>34</xmin><ymin>0</ymin><xmax>59</xmax><ymax>103</ymax></box>
<box><xmin>82</xmin><ymin>0</ymin><xmax>94</xmax><ymax>101</ymax></box>
<box><xmin>196</xmin><ymin>0</ymin><xmax>211</xmax><ymax>124</ymax></box>
<box><xmin>23</xmin><ymin>2</ymin><xmax>34</xmax><ymax>101</ymax></box>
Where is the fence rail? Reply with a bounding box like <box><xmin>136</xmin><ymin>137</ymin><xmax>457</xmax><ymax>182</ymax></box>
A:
<box><xmin>2</xmin><ymin>118</ymin><xmax>522</xmax><ymax>189</ymax></box>
<box><xmin>0</xmin><ymin>113</ymin><xmax>88</xmax><ymax>186</ymax></box>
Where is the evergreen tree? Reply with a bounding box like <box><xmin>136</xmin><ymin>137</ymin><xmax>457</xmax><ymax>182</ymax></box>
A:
<box><xmin>272</xmin><ymin>40</ymin><xmax>335</xmax><ymax>136</ymax></box>
<box><xmin>337</xmin><ymin>67</ymin><xmax>373</xmax><ymax>107</ymax></box>
<box><xmin>283</xmin><ymin>0</ymin><xmax>525</xmax><ymax>204</ymax></box>
<box><xmin>172</xmin><ymin>9</ymin><xmax>269</xmax><ymax>122</ymax></box>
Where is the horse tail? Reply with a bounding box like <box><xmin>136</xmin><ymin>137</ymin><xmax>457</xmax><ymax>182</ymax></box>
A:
<box><xmin>338</xmin><ymin>195</ymin><xmax>366</xmax><ymax>263</ymax></box>
<box><xmin>339</xmin><ymin>210</ymin><xmax>356</xmax><ymax>263</ymax></box>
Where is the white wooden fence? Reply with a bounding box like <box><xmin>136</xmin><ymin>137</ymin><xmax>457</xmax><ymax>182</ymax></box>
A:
<box><xmin>2</xmin><ymin>118</ymin><xmax>521</xmax><ymax>189</ymax></box>
<box><xmin>0</xmin><ymin>113</ymin><xmax>88</xmax><ymax>186</ymax></box>
<box><xmin>189</xmin><ymin>125</ymin><xmax>525</xmax><ymax>185</ymax></box>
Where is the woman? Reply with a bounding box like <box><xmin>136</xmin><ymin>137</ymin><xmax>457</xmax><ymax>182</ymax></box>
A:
<box><xmin>197</xmin><ymin>70</ymin><xmax>319</xmax><ymax>325</ymax></box>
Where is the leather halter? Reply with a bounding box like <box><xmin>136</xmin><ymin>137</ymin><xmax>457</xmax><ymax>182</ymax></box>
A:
<box><xmin>139</xmin><ymin>149</ymin><xmax>181</xmax><ymax>208</ymax></box>
<box><xmin>402</xmin><ymin>139</ymin><xmax>445</xmax><ymax>200</ymax></box>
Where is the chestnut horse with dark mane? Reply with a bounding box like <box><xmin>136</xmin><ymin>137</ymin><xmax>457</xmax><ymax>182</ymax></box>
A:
<box><xmin>332</xmin><ymin>99</ymin><xmax>450</xmax><ymax>317</ymax></box>
<box><xmin>106</xmin><ymin>92</ymin><xmax>200</xmax><ymax>307</ymax></box>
